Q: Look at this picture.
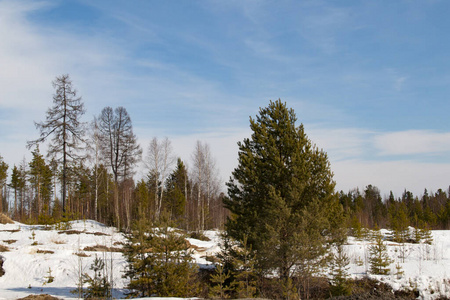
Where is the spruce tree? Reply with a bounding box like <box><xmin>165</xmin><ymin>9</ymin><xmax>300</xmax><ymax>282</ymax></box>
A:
<box><xmin>224</xmin><ymin>100</ymin><xmax>341</xmax><ymax>288</ymax></box>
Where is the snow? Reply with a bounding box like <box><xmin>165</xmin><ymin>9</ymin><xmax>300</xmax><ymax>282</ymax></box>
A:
<box><xmin>344</xmin><ymin>230</ymin><xmax>450</xmax><ymax>299</ymax></box>
<box><xmin>1</xmin><ymin>220</ymin><xmax>450</xmax><ymax>299</ymax></box>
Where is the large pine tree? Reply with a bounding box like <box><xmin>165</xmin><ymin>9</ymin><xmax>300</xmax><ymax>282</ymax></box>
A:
<box><xmin>224</xmin><ymin>100</ymin><xmax>343</xmax><ymax>286</ymax></box>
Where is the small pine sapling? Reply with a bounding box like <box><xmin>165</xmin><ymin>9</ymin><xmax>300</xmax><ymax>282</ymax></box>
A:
<box><xmin>329</xmin><ymin>245</ymin><xmax>352</xmax><ymax>296</ymax></box>
<box><xmin>83</xmin><ymin>255</ymin><xmax>111</xmax><ymax>299</ymax></box>
<box><xmin>394</xmin><ymin>262</ymin><xmax>404</xmax><ymax>280</ymax></box>
<box><xmin>369</xmin><ymin>229</ymin><xmax>392</xmax><ymax>275</ymax></box>
<box><xmin>209</xmin><ymin>264</ymin><xmax>232</xmax><ymax>299</ymax></box>
<box><xmin>43</xmin><ymin>267</ymin><xmax>54</xmax><ymax>285</ymax></box>
<box><xmin>231</xmin><ymin>235</ymin><xmax>258</xmax><ymax>298</ymax></box>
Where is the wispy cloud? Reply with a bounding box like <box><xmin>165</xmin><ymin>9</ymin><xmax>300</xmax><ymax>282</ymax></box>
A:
<box><xmin>374</xmin><ymin>130</ymin><xmax>450</xmax><ymax>156</ymax></box>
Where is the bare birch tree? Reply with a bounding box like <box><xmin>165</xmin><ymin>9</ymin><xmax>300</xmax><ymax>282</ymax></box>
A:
<box><xmin>87</xmin><ymin>117</ymin><xmax>102</xmax><ymax>220</ymax></box>
<box><xmin>145</xmin><ymin>137</ymin><xmax>175</xmax><ymax>219</ymax></box>
<box><xmin>98</xmin><ymin>106</ymin><xmax>142</xmax><ymax>228</ymax></box>
<box><xmin>191</xmin><ymin>141</ymin><xmax>221</xmax><ymax>231</ymax></box>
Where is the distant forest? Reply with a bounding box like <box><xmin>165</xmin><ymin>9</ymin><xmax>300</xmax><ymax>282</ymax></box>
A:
<box><xmin>0</xmin><ymin>74</ymin><xmax>227</xmax><ymax>231</ymax></box>
<box><xmin>0</xmin><ymin>74</ymin><xmax>449</xmax><ymax>232</ymax></box>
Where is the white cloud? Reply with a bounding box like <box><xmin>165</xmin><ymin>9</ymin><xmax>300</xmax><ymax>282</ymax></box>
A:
<box><xmin>307</xmin><ymin>126</ymin><xmax>374</xmax><ymax>160</ymax></box>
<box><xmin>374</xmin><ymin>130</ymin><xmax>450</xmax><ymax>156</ymax></box>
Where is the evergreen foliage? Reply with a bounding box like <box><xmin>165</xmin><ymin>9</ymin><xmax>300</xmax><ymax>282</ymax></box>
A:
<box><xmin>231</xmin><ymin>235</ymin><xmax>258</xmax><ymax>298</ymax></box>
<box><xmin>82</xmin><ymin>255</ymin><xmax>111</xmax><ymax>299</ymax></box>
<box><xmin>389</xmin><ymin>202</ymin><xmax>410</xmax><ymax>243</ymax></box>
<box><xmin>329</xmin><ymin>244</ymin><xmax>352</xmax><ymax>296</ymax></box>
<box><xmin>123</xmin><ymin>216</ymin><xmax>199</xmax><ymax>298</ymax></box>
<box><xmin>0</xmin><ymin>156</ymin><xmax>8</xmax><ymax>214</ymax></box>
<box><xmin>369</xmin><ymin>229</ymin><xmax>392</xmax><ymax>275</ymax></box>
<box><xmin>224</xmin><ymin>100</ymin><xmax>342</xmax><ymax>290</ymax></box>
<box><xmin>209</xmin><ymin>263</ymin><xmax>232</xmax><ymax>299</ymax></box>
<box><xmin>164</xmin><ymin>158</ymin><xmax>187</xmax><ymax>224</ymax></box>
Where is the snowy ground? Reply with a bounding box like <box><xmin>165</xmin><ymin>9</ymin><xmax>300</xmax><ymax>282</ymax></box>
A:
<box><xmin>1</xmin><ymin>220</ymin><xmax>450</xmax><ymax>299</ymax></box>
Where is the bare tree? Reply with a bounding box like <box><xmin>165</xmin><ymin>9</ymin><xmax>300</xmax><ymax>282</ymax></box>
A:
<box><xmin>145</xmin><ymin>137</ymin><xmax>175</xmax><ymax>219</ymax></box>
<box><xmin>98</xmin><ymin>106</ymin><xmax>142</xmax><ymax>228</ymax></box>
<box><xmin>27</xmin><ymin>74</ymin><xmax>86</xmax><ymax>214</ymax></box>
<box><xmin>87</xmin><ymin>117</ymin><xmax>102</xmax><ymax>220</ymax></box>
<box><xmin>191</xmin><ymin>141</ymin><xmax>221</xmax><ymax>230</ymax></box>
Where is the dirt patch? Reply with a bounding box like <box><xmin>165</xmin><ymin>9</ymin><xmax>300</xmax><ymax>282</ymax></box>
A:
<box><xmin>0</xmin><ymin>245</ymin><xmax>9</xmax><ymax>252</ymax></box>
<box><xmin>83</xmin><ymin>244</ymin><xmax>122</xmax><ymax>252</ymax></box>
<box><xmin>36</xmin><ymin>250</ymin><xmax>54</xmax><ymax>254</ymax></box>
<box><xmin>93</xmin><ymin>231</ymin><xmax>109</xmax><ymax>236</ymax></box>
<box><xmin>0</xmin><ymin>213</ymin><xmax>14</xmax><ymax>224</ymax></box>
<box><xmin>16</xmin><ymin>294</ymin><xmax>62</xmax><ymax>300</ymax></box>
<box><xmin>3</xmin><ymin>239</ymin><xmax>17</xmax><ymax>244</ymax></box>
<box><xmin>58</xmin><ymin>230</ymin><xmax>110</xmax><ymax>236</ymax></box>
<box><xmin>74</xmin><ymin>252</ymin><xmax>90</xmax><ymax>257</ymax></box>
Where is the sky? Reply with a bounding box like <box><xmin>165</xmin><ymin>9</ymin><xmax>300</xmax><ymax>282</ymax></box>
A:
<box><xmin>1</xmin><ymin>0</ymin><xmax>450</xmax><ymax>198</ymax></box>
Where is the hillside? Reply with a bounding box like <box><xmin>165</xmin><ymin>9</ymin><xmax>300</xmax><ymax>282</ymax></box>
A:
<box><xmin>1</xmin><ymin>220</ymin><xmax>450</xmax><ymax>299</ymax></box>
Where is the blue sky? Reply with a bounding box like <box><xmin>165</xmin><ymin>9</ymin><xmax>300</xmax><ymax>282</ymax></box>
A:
<box><xmin>1</xmin><ymin>0</ymin><xmax>450</xmax><ymax>196</ymax></box>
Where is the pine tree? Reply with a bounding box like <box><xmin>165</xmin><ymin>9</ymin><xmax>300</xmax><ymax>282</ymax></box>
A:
<box><xmin>165</xmin><ymin>158</ymin><xmax>188</xmax><ymax>224</ymax></box>
<box><xmin>369</xmin><ymin>229</ymin><xmax>392</xmax><ymax>275</ymax></box>
<box><xmin>28</xmin><ymin>146</ymin><xmax>53</xmax><ymax>220</ymax></box>
<box><xmin>0</xmin><ymin>156</ymin><xmax>8</xmax><ymax>214</ymax></box>
<box><xmin>209</xmin><ymin>264</ymin><xmax>232</xmax><ymax>299</ymax></box>
<box><xmin>124</xmin><ymin>216</ymin><xmax>199</xmax><ymax>297</ymax></box>
<box><xmin>9</xmin><ymin>165</ymin><xmax>22</xmax><ymax>218</ymax></box>
<box><xmin>389</xmin><ymin>202</ymin><xmax>410</xmax><ymax>243</ymax></box>
<box><xmin>224</xmin><ymin>100</ymin><xmax>341</xmax><ymax>289</ymax></box>
<box><xmin>82</xmin><ymin>255</ymin><xmax>111</xmax><ymax>299</ymax></box>
<box><xmin>27</xmin><ymin>74</ymin><xmax>86</xmax><ymax>214</ymax></box>
<box><xmin>232</xmin><ymin>235</ymin><xmax>257</xmax><ymax>299</ymax></box>
<box><xmin>329</xmin><ymin>244</ymin><xmax>352</xmax><ymax>296</ymax></box>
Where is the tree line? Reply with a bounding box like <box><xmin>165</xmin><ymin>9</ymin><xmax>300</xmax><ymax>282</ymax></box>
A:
<box><xmin>0</xmin><ymin>74</ymin><xmax>228</xmax><ymax>231</ymax></box>
<box><xmin>339</xmin><ymin>184</ymin><xmax>450</xmax><ymax>232</ymax></box>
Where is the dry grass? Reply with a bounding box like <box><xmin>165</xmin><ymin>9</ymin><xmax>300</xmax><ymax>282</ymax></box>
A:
<box><xmin>3</xmin><ymin>240</ymin><xmax>16</xmax><ymax>244</ymax></box>
<box><xmin>57</xmin><ymin>230</ymin><xmax>110</xmax><ymax>236</ymax></box>
<box><xmin>0</xmin><ymin>245</ymin><xmax>9</xmax><ymax>252</ymax></box>
<box><xmin>74</xmin><ymin>252</ymin><xmax>90</xmax><ymax>257</ymax></box>
<box><xmin>0</xmin><ymin>213</ymin><xmax>13</xmax><ymax>224</ymax></box>
<box><xmin>29</xmin><ymin>249</ymin><xmax>54</xmax><ymax>254</ymax></box>
<box><xmin>83</xmin><ymin>244</ymin><xmax>122</xmax><ymax>252</ymax></box>
<box><xmin>36</xmin><ymin>249</ymin><xmax>54</xmax><ymax>254</ymax></box>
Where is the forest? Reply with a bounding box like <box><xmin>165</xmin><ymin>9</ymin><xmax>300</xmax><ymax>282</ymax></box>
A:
<box><xmin>0</xmin><ymin>75</ymin><xmax>448</xmax><ymax>233</ymax></box>
<box><xmin>1</xmin><ymin>75</ymin><xmax>450</xmax><ymax>299</ymax></box>
<box><xmin>0</xmin><ymin>74</ymin><xmax>228</xmax><ymax>231</ymax></box>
